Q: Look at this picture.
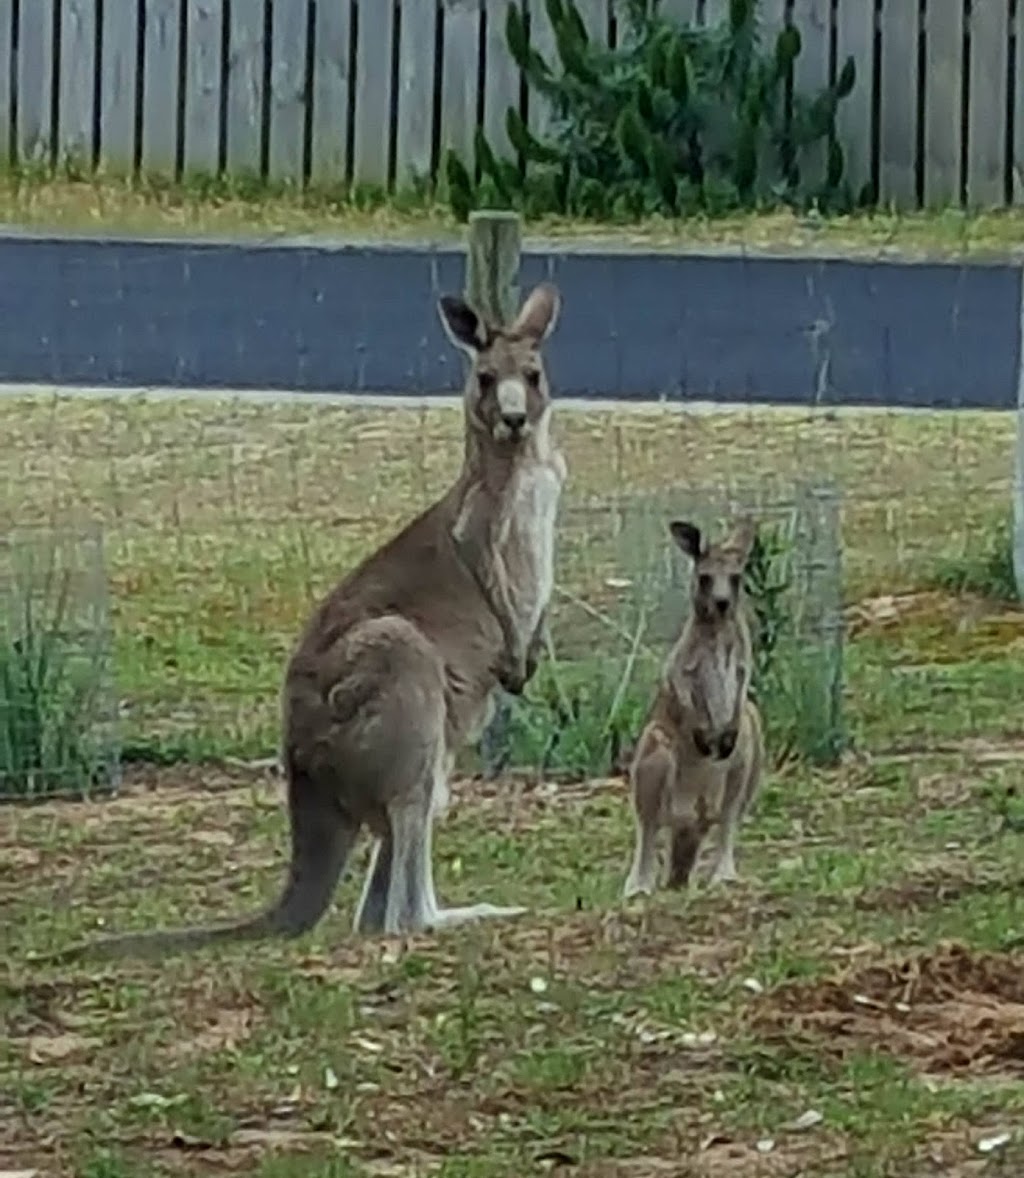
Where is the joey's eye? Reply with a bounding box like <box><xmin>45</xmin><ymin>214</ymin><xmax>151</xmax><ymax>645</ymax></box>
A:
<box><xmin>729</xmin><ymin>574</ymin><xmax>741</xmax><ymax>593</ymax></box>
<box><xmin>524</xmin><ymin>368</ymin><xmax>540</xmax><ymax>390</ymax></box>
<box><xmin>698</xmin><ymin>574</ymin><xmax>713</xmax><ymax>594</ymax></box>
<box><xmin>478</xmin><ymin>372</ymin><xmax>496</xmax><ymax>394</ymax></box>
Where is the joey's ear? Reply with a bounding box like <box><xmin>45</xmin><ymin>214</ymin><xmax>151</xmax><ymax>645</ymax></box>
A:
<box><xmin>669</xmin><ymin>520</ymin><xmax>703</xmax><ymax>560</ymax></box>
<box><xmin>510</xmin><ymin>282</ymin><xmax>561</xmax><ymax>343</ymax></box>
<box><xmin>438</xmin><ymin>295</ymin><xmax>487</xmax><ymax>354</ymax></box>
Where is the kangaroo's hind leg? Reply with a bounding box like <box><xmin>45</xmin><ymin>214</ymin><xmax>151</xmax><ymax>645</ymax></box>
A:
<box><xmin>624</xmin><ymin>736</ymin><xmax>674</xmax><ymax>898</ymax></box>
<box><xmin>419</xmin><ymin>758</ymin><xmax>527</xmax><ymax>929</ymax></box>
<box><xmin>708</xmin><ymin>704</ymin><xmax>764</xmax><ymax>885</ymax></box>
<box><xmin>380</xmin><ymin>767</ymin><xmax>527</xmax><ymax>935</ymax></box>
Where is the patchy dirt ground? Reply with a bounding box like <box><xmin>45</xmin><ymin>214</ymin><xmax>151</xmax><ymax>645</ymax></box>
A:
<box><xmin>4</xmin><ymin>757</ymin><xmax>1024</xmax><ymax>1177</ymax></box>
<box><xmin>753</xmin><ymin>941</ymin><xmax>1024</xmax><ymax>1080</ymax></box>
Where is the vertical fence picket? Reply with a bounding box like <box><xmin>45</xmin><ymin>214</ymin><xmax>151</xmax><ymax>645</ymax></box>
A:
<box><xmin>310</xmin><ymin>0</ymin><xmax>350</xmax><ymax>183</ymax></box>
<box><xmin>268</xmin><ymin>0</ymin><xmax>308</xmax><ymax>183</ymax></box>
<box><xmin>878</xmin><ymin>0</ymin><xmax>919</xmax><ymax>207</ymax></box>
<box><xmin>182</xmin><ymin>0</ymin><xmax>222</xmax><ymax>175</ymax></box>
<box><xmin>99</xmin><ymin>0</ymin><xmax>139</xmax><ymax>173</ymax></box>
<box><xmin>923</xmin><ymin>0</ymin><xmax>963</xmax><ymax>207</ymax></box>
<box><xmin>1016</xmin><ymin>0</ymin><xmax>1024</xmax><ymax>202</ymax></box>
<box><xmin>526</xmin><ymin>0</ymin><xmax>556</xmax><ymax>139</ymax></box>
<box><xmin>396</xmin><ymin>0</ymin><xmax>438</xmax><ymax>188</ymax></box>
<box><xmin>141</xmin><ymin>0</ymin><xmax>183</xmax><ymax>175</ymax></box>
<box><xmin>754</xmin><ymin>0</ymin><xmax>789</xmax><ymax>191</ymax></box>
<box><xmin>575</xmin><ymin>0</ymin><xmax>607</xmax><ymax>43</ymax></box>
<box><xmin>17</xmin><ymin>0</ymin><xmax>56</xmax><ymax>164</ymax></box>
<box><xmin>758</xmin><ymin>0</ymin><xmax>789</xmax><ymax>44</ymax></box>
<box><xmin>0</xmin><ymin>1</ymin><xmax>13</xmax><ymax>165</ymax></box>
<box><xmin>439</xmin><ymin>0</ymin><xmax>481</xmax><ymax>174</ymax></box>
<box><xmin>835</xmin><ymin>0</ymin><xmax>875</xmax><ymax>201</ymax></box>
<box><xmin>702</xmin><ymin>0</ymin><xmax>729</xmax><ymax>25</ymax></box>
<box><xmin>966</xmin><ymin>0</ymin><xmax>1008</xmax><ymax>207</ymax></box>
<box><xmin>482</xmin><ymin>0</ymin><xmax>520</xmax><ymax>160</ymax></box>
<box><xmin>225</xmin><ymin>0</ymin><xmax>265</xmax><ymax>175</ymax></box>
<box><xmin>58</xmin><ymin>0</ymin><xmax>97</xmax><ymax>168</ymax></box>
<box><xmin>658</xmin><ymin>0</ymin><xmax>700</xmax><ymax>24</ymax></box>
<box><xmin>792</xmin><ymin>0</ymin><xmax>832</xmax><ymax>196</ymax></box>
<box><xmin>352</xmin><ymin>0</ymin><xmax>394</xmax><ymax>187</ymax></box>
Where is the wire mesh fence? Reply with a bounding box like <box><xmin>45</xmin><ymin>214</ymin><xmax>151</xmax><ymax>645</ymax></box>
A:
<box><xmin>0</xmin><ymin>391</ymin><xmax>1021</xmax><ymax>800</ymax></box>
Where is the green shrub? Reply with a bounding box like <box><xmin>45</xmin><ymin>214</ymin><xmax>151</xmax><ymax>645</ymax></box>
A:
<box><xmin>927</xmin><ymin>512</ymin><xmax>1018</xmax><ymax>602</ymax></box>
<box><xmin>445</xmin><ymin>0</ymin><xmax>859</xmax><ymax>222</ymax></box>
<box><xmin>0</xmin><ymin>531</ymin><xmax>119</xmax><ymax>800</ymax></box>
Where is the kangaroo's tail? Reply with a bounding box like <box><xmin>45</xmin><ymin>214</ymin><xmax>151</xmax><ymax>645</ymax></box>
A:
<box><xmin>34</xmin><ymin>769</ymin><xmax>359</xmax><ymax>966</ymax></box>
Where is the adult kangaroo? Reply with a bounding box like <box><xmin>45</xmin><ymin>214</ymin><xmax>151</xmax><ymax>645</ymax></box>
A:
<box><xmin>47</xmin><ymin>283</ymin><xmax>566</xmax><ymax>962</ymax></box>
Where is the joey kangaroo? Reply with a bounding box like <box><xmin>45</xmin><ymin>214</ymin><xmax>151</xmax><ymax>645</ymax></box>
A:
<box><xmin>44</xmin><ymin>283</ymin><xmax>566</xmax><ymax>964</ymax></box>
<box><xmin>623</xmin><ymin>518</ymin><xmax>764</xmax><ymax>899</ymax></box>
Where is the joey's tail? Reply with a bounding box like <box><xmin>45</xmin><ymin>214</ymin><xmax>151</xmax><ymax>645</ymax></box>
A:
<box><xmin>36</xmin><ymin>771</ymin><xmax>359</xmax><ymax>966</ymax></box>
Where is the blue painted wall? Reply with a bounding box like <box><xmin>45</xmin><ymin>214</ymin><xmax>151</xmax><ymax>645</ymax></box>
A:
<box><xmin>0</xmin><ymin>233</ymin><xmax>1017</xmax><ymax>408</ymax></box>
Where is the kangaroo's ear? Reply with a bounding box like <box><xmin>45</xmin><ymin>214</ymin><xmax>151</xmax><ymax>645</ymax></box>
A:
<box><xmin>669</xmin><ymin>520</ymin><xmax>703</xmax><ymax>560</ymax></box>
<box><xmin>510</xmin><ymin>283</ymin><xmax>561</xmax><ymax>343</ymax></box>
<box><xmin>438</xmin><ymin>296</ymin><xmax>487</xmax><ymax>355</ymax></box>
<box><xmin>729</xmin><ymin>517</ymin><xmax>758</xmax><ymax>563</ymax></box>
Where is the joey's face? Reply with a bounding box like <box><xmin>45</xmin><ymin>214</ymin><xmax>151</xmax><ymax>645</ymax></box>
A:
<box><xmin>669</xmin><ymin>519</ymin><xmax>757</xmax><ymax>624</ymax></box>
<box><xmin>437</xmin><ymin>283</ymin><xmax>561</xmax><ymax>447</ymax></box>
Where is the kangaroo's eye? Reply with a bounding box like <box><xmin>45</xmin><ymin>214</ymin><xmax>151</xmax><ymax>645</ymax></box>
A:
<box><xmin>523</xmin><ymin>368</ymin><xmax>540</xmax><ymax>389</ymax></box>
<box><xmin>478</xmin><ymin>372</ymin><xmax>496</xmax><ymax>394</ymax></box>
<box><xmin>729</xmin><ymin>574</ymin><xmax>741</xmax><ymax>592</ymax></box>
<box><xmin>698</xmin><ymin>574</ymin><xmax>713</xmax><ymax>594</ymax></box>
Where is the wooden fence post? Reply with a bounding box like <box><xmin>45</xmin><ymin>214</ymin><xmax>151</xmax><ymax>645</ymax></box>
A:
<box><xmin>465</xmin><ymin>209</ymin><xmax>522</xmax><ymax>324</ymax></box>
<box><xmin>467</xmin><ymin>210</ymin><xmax>523</xmax><ymax>779</ymax></box>
<box><xmin>1015</xmin><ymin>269</ymin><xmax>1024</xmax><ymax>600</ymax></box>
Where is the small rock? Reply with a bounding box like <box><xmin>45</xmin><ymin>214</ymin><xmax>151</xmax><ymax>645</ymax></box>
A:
<box><xmin>742</xmin><ymin>977</ymin><xmax>764</xmax><ymax>995</ymax></box>
<box><xmin>977</xmin><ymin>1132</ymin><xmax>1012</xmax><ymax>1154</ymax></box>
<box><xmin>323</xmin><ymin>1065</ymin><xmax>339</xmax><ymax>1091</ymax></box>
<box><xmin>529</xmin><ymin>976</ymin><xmax>549</xmax><ymax>994</ymax></box>
<box><xmin>756</xmin><ymin>1138</ymin><xmax>776</xmax><ymax>1154</ymax></box>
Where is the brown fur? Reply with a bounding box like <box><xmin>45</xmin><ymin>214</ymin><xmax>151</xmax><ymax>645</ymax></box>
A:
<box><xmin>42</xmin><ymin>284</ymin><xmax>566</xmax><ymax>963</ymax></box>
<box><xmin>623</xmin><ymin>518</ymin><xmax>765</xmax><ymax>898</ymax></box>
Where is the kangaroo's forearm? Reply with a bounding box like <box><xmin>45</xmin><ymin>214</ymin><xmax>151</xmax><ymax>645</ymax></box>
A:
<box><xmin>451</xmin><ymin>502</ymin><xmax>522</xmax><ymax>659</ymax></box>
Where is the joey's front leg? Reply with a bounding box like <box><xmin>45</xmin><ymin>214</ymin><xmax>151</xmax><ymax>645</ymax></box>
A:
<box><xmin>718</xmin><ymin>664</ymin><xmax>750</xmax><ymax>760</ymax></box>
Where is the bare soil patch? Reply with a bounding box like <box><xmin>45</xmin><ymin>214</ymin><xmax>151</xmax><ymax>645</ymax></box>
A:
<box><xmin>753</xmin><ymin>941</ymin><xmax>1024</xmax><ymax>1077</ymax></box>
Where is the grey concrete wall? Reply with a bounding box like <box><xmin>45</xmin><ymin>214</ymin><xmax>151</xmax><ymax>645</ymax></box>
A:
<box><xmin>0</xmin><ymin>232</ymin><xmax>1017</xmax><ymax>408</ymax></box>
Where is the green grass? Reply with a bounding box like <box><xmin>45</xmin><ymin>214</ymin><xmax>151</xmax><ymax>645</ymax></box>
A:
<box><xmin>7</xmin><ymin>168</ymin><xmax>1024</xmax><ymax>259</ymax></box>
<box><xmin>4</xmin><ymin>749</ymin><xmax>1024</xmax><ymax>1175</ymax></box>
<box><xmin>0</xmin><ymin>234</ymin><xmax>1023</xmax><ymax>1170</ymax></box>
<box><xmin>0</xmin><ymin>393</ymin><xmax>1018</xmax><ymax>763</ymax></box>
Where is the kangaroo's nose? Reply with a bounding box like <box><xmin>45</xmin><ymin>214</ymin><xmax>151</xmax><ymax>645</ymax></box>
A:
<box><xmin>502</xmin><ymin>411</ymin><xmax>527</xmax><ymax>434</ymax></box>
<box><xmin>714</xmin><ymin>597</ymin><xmax>730</xmax><ymax>616</ymax></box>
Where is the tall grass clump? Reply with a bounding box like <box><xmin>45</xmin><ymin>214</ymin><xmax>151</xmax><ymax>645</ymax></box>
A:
<box><xmin>0</xmin><ymin>528</ymin><xmax>119</xmax><ymax>801</ymax></box>
<box><xmin>927</xmin><ymin>512</ymin><xmax>1018</xmax><ymax>603</ymax></box>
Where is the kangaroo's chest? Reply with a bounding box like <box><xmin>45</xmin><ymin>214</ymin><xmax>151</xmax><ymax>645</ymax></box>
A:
<box><xmin>693</xmin><ymin>645</ymin><xmax>740</xmax><ymax>728</ymax></box>
<box><xmin>500</xmin><ymin>450</ymin><xmax>566</xmax><ymax>637</ymax></box>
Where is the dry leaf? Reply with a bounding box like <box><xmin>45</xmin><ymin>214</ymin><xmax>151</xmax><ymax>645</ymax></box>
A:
<box><xmin>27</xmin><ymin>1032</ymin><xmax>101</xmax><ymax>1063</ymax></box>
<box><xmin>0</xmin><ymin>847</ymin><xmax>41</xmax><ymax>869</ymax></box>
<box><xmin>787</xmin><ymin>1109</ymin><xmax>823</xmax><ymax>1132</ymax></box>
<box><xmin>189</xmin><ymin>829</ymin><xmax>234</xmax><ymax>847</ymax></box>
<box><xmin>232</xmin><ymin>1127</ymin><xmax>358</xmax><ymax>1149</ymax></box>
<box><xmin>168</xmin><ymin>1008</ymin><xmax>252</xmax><ymax>1060</ymax></box>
